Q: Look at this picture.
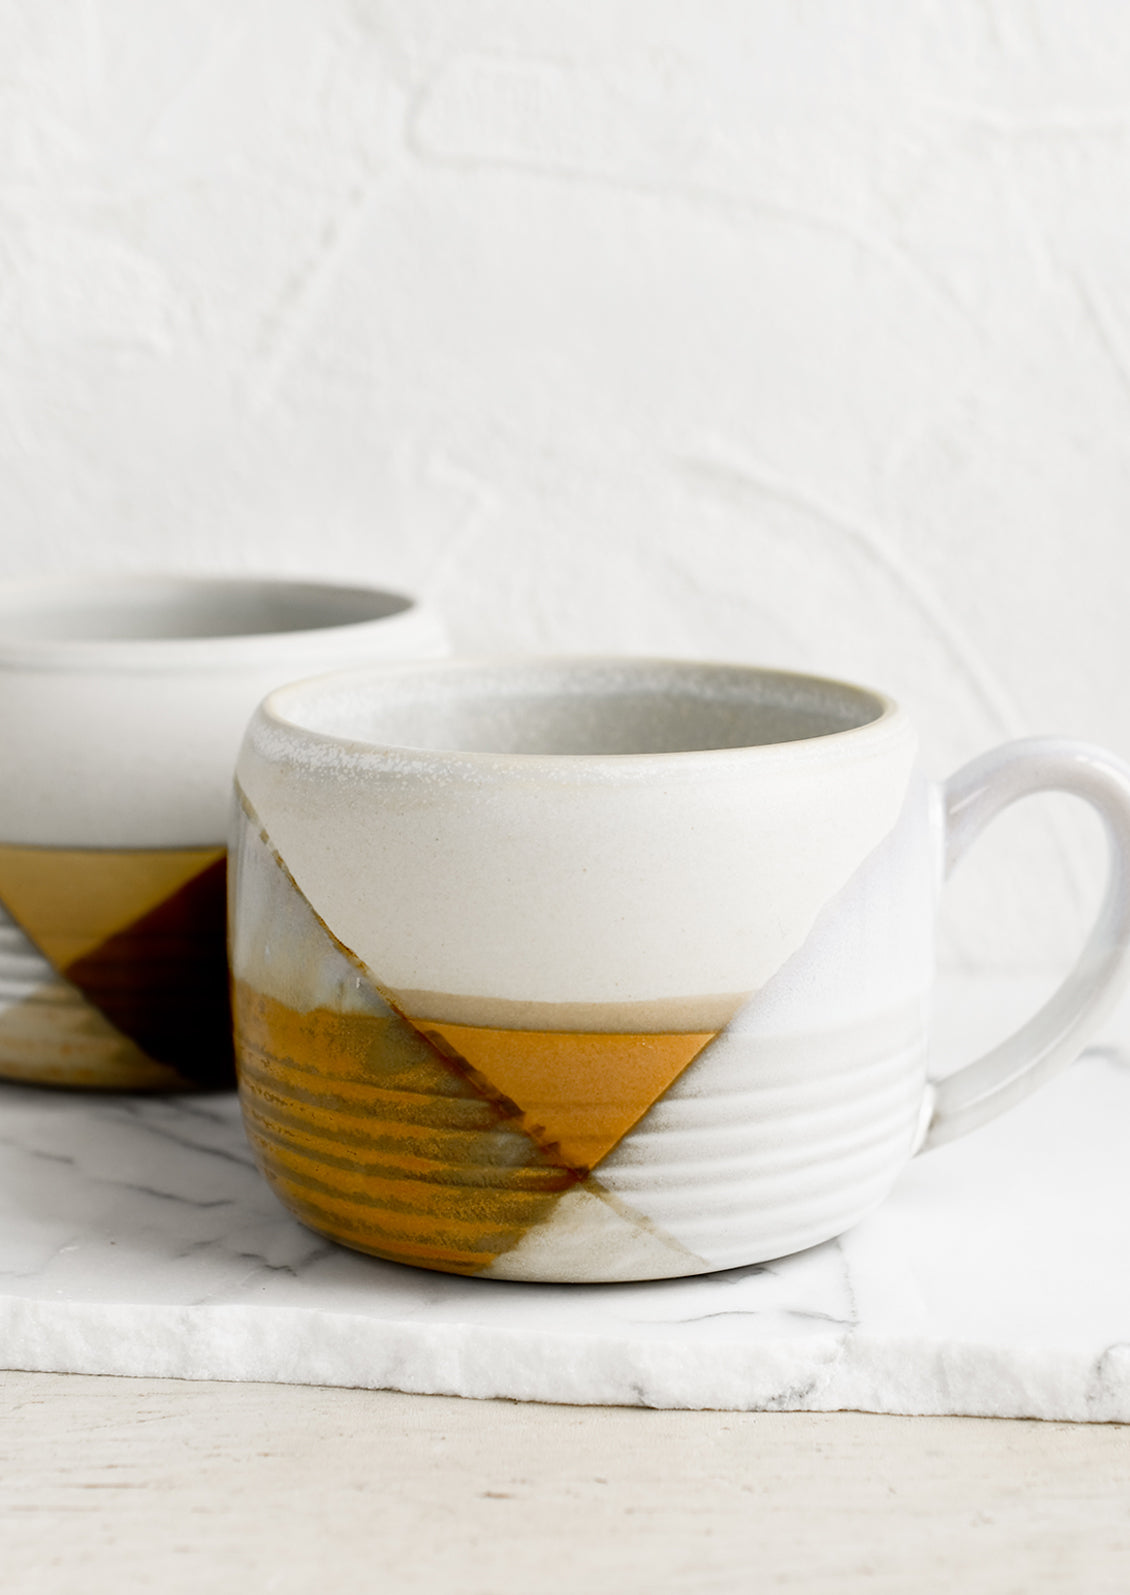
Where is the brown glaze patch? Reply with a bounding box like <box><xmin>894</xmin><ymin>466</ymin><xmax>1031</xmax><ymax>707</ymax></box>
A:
<box><xmin>233</xmin><ymin>981</ymin><xmax>583</xmax><ymax>1275</ymax></box>
<box><xmin>0</xmin><ymin>844</ymin><xmax>232</xmax><ymax>1090</ymax></box>
<box><xmin>0</xmin><ymin>978</ymin><xmax>195</xmax><ymax>1090</ymax></box>
<box><xmin>65</xmin><ymin>856</ymin><xmax>233</xmax><ymax>1088</ymax></box>
<box><xmin>412</xmin><ymin>1020</ymin><xmax>718</xmax><ymax>1173</ymax></box>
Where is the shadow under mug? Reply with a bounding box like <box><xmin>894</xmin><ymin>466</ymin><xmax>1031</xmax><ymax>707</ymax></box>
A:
<box><xmin>231</xmin><ymin>656</ymin><xmax>1130</xmax><ymax>1282</ymax></box>
<box><xmin>0</xmin><ymin>573</ymin><xmax>446</xmax><ymax>1091</ymax></box>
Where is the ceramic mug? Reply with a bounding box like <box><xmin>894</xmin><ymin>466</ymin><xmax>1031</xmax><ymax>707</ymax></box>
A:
<box><xmin>0</xmin><ymin>573</ymin><xmax>446</xmax><ymax>1091</ymax></box>
<box><xmin>230</xmin><ymin>657</ymin><xmax>1130</xmax><ymax>1281</ymax></box>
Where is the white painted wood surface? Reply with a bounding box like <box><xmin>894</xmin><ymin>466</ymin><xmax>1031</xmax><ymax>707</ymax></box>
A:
<box><xmin>2</xmin><ymin>1371</ymin><xmax>1127</xmax><ymax>1593</ymax></box>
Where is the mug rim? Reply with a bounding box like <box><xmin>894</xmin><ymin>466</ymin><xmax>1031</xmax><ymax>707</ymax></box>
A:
<box><xmin>0</xmin><ymin>571</ymin><xmax>434</xmax><ymax>672</ymax></box>
<box><xmin>255</xmin><ymin>654</ymin><xmax>906</xmax><ymax>773</ymax></box>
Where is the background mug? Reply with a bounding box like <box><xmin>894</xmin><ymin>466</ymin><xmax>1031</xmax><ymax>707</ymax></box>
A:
<box><xmin>231</xmin><ymin>657</ymin><xmax>1130</xmax><ymax>1282</ymax></box>
<box><xmin>0</xmin><ymin>573</ymin><xmax>446</xmax><ymax>1091</ymax></box>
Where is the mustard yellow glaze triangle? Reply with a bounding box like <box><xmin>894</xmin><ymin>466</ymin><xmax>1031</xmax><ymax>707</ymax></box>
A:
<box><xmin>0</xmin><ymin>844</ymin><xmax>226</xmax><ymax>969</ymax></box>
<box><xmin>408</xmin><ymin>1020</ymin><xmax>718</xmax><ymax>1173</ymax></box>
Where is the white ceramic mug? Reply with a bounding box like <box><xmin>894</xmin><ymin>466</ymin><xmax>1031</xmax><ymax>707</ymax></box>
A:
<box><xmin>0</xmin><ymin>574</ymin><xmax>446</xmax><ymax>1090</ymax></box>
<box><xmin>230</xmin><ymin>657</ymin><xmax>1130</xmax><ymax>1282</ymax></box>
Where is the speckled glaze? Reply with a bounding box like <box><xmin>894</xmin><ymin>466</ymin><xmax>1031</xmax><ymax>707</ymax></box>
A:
<box><xmin>231</xmin><ymin>657</ymin><xmax>1130</xmax><ymax>1280</ymax></box>
<box><xmin>0</xmin><ymin>575</ymin><xmax>446</xmax><ymax>1090</ymax></box>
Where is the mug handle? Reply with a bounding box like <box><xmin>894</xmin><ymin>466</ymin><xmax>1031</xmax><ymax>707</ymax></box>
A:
<box><xmin>922</xmin><ymin>736</ymin><xmax>1130</xmax><ymax>1151</ymax></box>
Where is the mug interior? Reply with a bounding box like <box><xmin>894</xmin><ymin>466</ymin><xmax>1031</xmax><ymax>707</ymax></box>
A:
<box><xmin>0</xmin><ymin>575</ymin><xmax>413</xmax><ymax>644</ymax></box>
<box><xmin>274</xmin><ymin>659</ymin><xmax>889</xmax><ymax>756</ymax></box>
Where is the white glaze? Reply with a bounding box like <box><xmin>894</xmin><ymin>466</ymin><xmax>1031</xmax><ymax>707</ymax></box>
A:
<box><xmin>238</xmin><ymin>658</ymin><xmax>918</xmax><ymax>1009</ymax></box>
<box><xmin>0</xmin><ymin>574</ymin><xmax>447</xmax><ymax>1087</ymax></box>
<box><xmin>927</xmin><ymin>739</ymin><xmax>1130</xmax><ymax>1146</ymax></box>
<box><xmin>0</xmin><ymin>574</ymin><xmax>447</xmax><ymax>847</ymax></box>
<box><xmin>231</xmin><ymin>658</ymin><xmax>1130</xmax><ymax>1282</ymax></box>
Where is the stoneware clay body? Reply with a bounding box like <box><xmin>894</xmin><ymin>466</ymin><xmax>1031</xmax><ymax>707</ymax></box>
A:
<box><xmin>0</xmin><ymin>574</ymin><xmax>446</xmax><ymax>1091</ymax></box>
<box><xmin>231</xmin><ymin>657</ymin><xmax>1130</xmax><ymax>1281</ymax></box>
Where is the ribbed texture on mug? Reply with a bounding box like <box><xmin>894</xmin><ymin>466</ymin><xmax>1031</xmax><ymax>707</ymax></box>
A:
<box><xmin>0</xmin><ymin>906</ymin><xmax>51</xmax><ymax>1005</ymax></box>
<box><xmin>233</xmin><ymin>981</ymin><xmax>584</xmax><ymax>1276</ymax></box>
<box><xmin>593</xmin><ymin>1013</ymin><xmax>926</xmax><ymax>1269</ymax></box>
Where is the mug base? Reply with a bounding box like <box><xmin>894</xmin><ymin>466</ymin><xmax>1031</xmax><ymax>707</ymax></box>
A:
<box><xmin>252</xmin><ymin>1162</ymin><xmax>885</xmax><ymax>1285</ymax></box>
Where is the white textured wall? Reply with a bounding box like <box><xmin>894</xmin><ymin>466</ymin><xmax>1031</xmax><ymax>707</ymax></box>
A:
<box><xmin>3</xmin><ymin>1</ymin><xmax>1130</xmax><ymax>973</ymax></box>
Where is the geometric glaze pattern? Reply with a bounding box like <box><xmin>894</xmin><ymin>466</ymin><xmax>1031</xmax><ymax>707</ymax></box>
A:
<box><xmin>231</xmin><ymin>765</ymin><xmax>932</xmax><ymax>1282</ymax></box>
<box><xmin>235</xmin><ymin>980</ymin><xmax>585</xmax><ymax>1275</ymax></box>
<box><xmin>0</xmin><ymin>843</ymin><xmax>233</xmax><ymax>1090</ymax></box>
<box><xmin>225</xmin><ymin>657</ymin><xmax>956</xmax><ymax>1280</ymax></box>
<box><xmin>591</xmin><ymin>1011</ymin><xmax>928</xmax><ymax>1269</ymax></box>
<box><xmin>231</xmin><ymin>789</ymin><xmax>711</xmax><ymax>1279</ymax></box>
<box><xmin>588</xmin><ymin>788</ymin><xmax>934</xmax><ymax>1270</ymax></box>
<box><xmin>412</xmin><ymin>1021</ymin><xmax>718</xmax><ymax>1173</ymax></box>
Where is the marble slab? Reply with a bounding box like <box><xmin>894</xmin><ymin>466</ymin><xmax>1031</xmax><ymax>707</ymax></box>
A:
<box><xmin>1</xmin><ymin>978</ymin><xmax>1128</xmax><ymax>1419</ymax></box>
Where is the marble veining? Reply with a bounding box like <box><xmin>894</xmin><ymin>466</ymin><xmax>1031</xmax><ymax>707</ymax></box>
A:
<box><xmin>0</xmin><ymin>988</ymin><xmax>1127</xmax><ymax>1417</ymax></box>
